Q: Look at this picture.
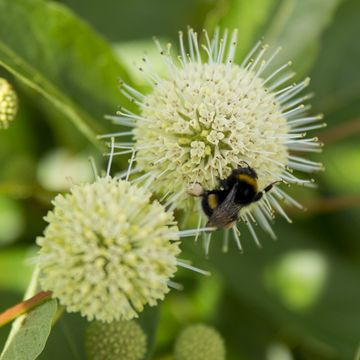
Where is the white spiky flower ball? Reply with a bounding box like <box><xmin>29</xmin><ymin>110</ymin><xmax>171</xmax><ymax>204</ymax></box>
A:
<box><xmin>37</xmin><ymin>176</ymin><xmax>183</xmax><ymax>322</ymax></box>
<box><xmin>106</xmin><ymin>28</ymin><xmax>324</xmax><ymax>249</ymax></box>
<box><xmin>0</xmin><ymin>78</ymin><xmax>18</xmax><ymax>129</ymax></box>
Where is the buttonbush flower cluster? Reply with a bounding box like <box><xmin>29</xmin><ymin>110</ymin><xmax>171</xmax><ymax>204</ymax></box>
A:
<box><xmin>105</xmin><ymin>28</ymin><xmax>324</xmax><ymax>249</ymax></box>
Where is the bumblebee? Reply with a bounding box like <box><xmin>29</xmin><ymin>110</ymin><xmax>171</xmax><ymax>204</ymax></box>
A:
<box><xmin>189</xmin><ymin>165</ymin><xmax>279</xmax><ymax>229</ymax></box>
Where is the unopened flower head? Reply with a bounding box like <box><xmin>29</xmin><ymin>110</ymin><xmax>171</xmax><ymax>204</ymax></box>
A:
<box><xmin>175</xmin><ymin>323</ymin><xmax>226</xmax><ymax>360</ymax></box>
<box><xmin>0</xmin><ymin>78</ymin><xmax>18</xmax><ymax>129</ymax></box>
<box><xmin>106</xmin><ymin>28</ymin><xmax>324</xmax><ymax>248</ymax></box>
<box><xmin>85</xmin><ymin>320</ymin><xmax>147</xmax><ymax>360</ymax></box>
<box><xmin>37</xmin><ymin>176</ymin><xmax>181</xmax><ymax>322</ymax></box>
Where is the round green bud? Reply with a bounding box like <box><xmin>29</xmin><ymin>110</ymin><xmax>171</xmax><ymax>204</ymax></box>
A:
<box><xmin>85</xmin><ymin>320</ymin><xmax>147</xmax><ymax>360</ymax></box>
<box><xmin>0</xmin><ymin>78</ymin><xmax>18</xmax><ymax>129</ymax></box>
<box><xmin>174</xmin><ymin>324</ymin><xmax>225</xmax><ymax>360</ymax></box>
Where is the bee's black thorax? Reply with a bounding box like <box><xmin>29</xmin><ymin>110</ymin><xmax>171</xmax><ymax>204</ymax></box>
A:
<box><xmin>219</xmin><ymin>167</ymin><xmax>259</xmax><ymax>205</ymax></box>
<box><xmin>234</xmin><ymin>181</ymin><xmax>257</xmax><ymax>205</ymax></box>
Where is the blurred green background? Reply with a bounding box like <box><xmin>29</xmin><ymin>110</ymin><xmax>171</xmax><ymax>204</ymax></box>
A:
<box><xmin>0</xmin><ymin>0</ymin><xmax>359</xmax><ymax>359</ymax></box>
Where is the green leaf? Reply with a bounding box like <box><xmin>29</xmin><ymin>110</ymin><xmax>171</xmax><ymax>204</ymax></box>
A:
<box><xmin>205</xmin><ymin>0</ymin><xmax>277</xmax><ymax>59</ymax></box>
<box><xmin>0</xmin><ymin>291</ymin><xmax>22</xmax><ymax>352</ymax></box>
<box><xmin>60</xmin><ymin>0</ymin><xmax>216</xmax><ymax>42</ymax></box>
<box><xmin>0</xmin><ymin>0</ymin><xmax>131</xmax><ymax>146</ymax></box>
<box><xmin>138</xmin><ymin>306</ymin><xmax>160</xmax><ymax>360</ymax></box>
<box><xmin>204</xmin><ymin>0</ymin><xmax>341</xmax><ymax>76</ymax></box>
<box><xmin>0</xmin><ymin>300</ymin><xmax>57</xmax><ymax>360</ymax></box>
<box><xmin>310</xmin><ymin>0</ymin><xmax>360</xmax><ymax>118</ymax></box>
<box><xmin>0</xmin><ymin>267</ymin><xmax>57</xmax><ymax>360</ymax></box>
<box><xmin>39</xmin><ymin>313</ymin><xmax>87</xmax><ymax>360</ymax></box>
<box><xmin>264</xmin><ymin>0</ymin><xmax>342</xmax><ymax>76</ymax></box>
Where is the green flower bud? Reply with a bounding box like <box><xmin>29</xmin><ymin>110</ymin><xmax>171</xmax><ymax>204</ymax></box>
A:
<box><xmin>0</xmin><ymin>78</ymin><xmax>18</xmax><ymax>129</ymax></box>
<box><xmin>85</xmin><ymin>320</ymin><xmax>147</xmax><ymax>360</ymax></box>
<box><xmin>175</xmin><ymin>324</ymin><xmax>225</xmax><ymax>360</ymax></box>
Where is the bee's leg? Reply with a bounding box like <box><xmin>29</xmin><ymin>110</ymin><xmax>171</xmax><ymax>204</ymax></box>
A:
<box><xmin>265</xmin><ymin>180</ymin><xmax>283</xmax><ymax>192</ymax></box>
<box><xmin>263</xmin><ymin>183</ymin><xmax>275</xmax><ymax>193</ymax></box>
<box><xmin>254</xmin><ymin>181</ymin><xmax>282</xmax><ymax>202</ymax></box>
<box><xmin>253</xmin><ymin>191</ymin><xmax>264</xmax><ymax>202</ymax></box>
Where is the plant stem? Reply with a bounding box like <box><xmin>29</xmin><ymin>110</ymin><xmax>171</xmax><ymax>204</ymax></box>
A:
<box><xmin>0</xmin><ymin>290</ymin><xmax>53</xmax><ymax>328</ymax></box>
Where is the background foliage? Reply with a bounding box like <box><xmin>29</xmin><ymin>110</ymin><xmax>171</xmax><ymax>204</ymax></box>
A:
<box><xmin>0</xmin><ymin>0</ymin><xmax>359</xmax><ymax>359</ymax></box>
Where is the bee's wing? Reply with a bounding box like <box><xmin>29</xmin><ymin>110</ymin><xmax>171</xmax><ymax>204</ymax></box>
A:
<box><xmin>207</xmin><ymin>184</ymin><xmax>242</xmax><ymax>228</ymax></box>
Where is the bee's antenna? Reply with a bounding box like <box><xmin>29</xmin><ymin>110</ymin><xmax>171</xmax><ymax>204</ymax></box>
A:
<box><xmin>238</xmin><ymin>160</ymin><xmax>250</xmax><ymax>168</ymax></box>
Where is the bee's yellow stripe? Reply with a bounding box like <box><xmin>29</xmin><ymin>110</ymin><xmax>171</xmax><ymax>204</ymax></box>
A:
<box><xmin>208</xmin><ymin>193</ymin><xmax>218</xmax><ymax>209</ymax></box>
<box><xmin>237</xmin><ymin>174</ymin><xmax>258</xmax><ymax>192</ymax></box>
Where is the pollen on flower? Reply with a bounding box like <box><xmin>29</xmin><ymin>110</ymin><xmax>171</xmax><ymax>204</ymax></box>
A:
<box><xmin>0</xmin><ymin>78</ymin><xmax>18</xmax><ymax>129</ymax></box>
<box><xmin>105</xmin><ymin>28</ymin><xmax>325</xmax><ymax>250</ymax></box>
<box><xmin>37</xmin><ymin>177</ymin><xmax>181</xmax><ymax>322</ymax></box>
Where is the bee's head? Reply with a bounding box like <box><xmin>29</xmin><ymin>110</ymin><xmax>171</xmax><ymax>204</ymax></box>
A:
<box><xmin>232</xmin><ymin>166</ymin><xmax>258</xmax><ymax>179</ymax></box>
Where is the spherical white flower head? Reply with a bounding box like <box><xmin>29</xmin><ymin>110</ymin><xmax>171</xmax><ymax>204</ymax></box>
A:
<box><xmin>37</xmin><ymin>177</ymin><xmax>181</xmax><ymax>322</ymax></box>
<box><xmin>0</xmin><ymin>78</ymin><xmax>18</xmax><ymax>129</ymax></box>
<box><xmin>108</xmin><ymin>28</ymin><xmax>324</xmax><ymax>248</ymax></box>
